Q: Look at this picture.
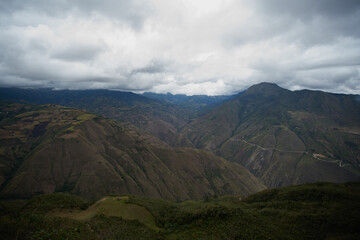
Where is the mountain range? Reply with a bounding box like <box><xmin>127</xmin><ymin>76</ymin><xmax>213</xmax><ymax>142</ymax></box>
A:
<box><xmin>0</xmin><ymin>82</ymin><xmax>359</xmax><ymax>199</ymax></box>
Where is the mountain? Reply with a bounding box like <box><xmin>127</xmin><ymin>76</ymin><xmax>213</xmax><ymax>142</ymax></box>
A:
<box><xmin>0</xmin><ymin>102</ymin><xmax>265</xmax><ymax>200</ymax></box>
<box><xmin>2</xmin><ymin>182</ymin><xmax>360</xmax><ymax>239</ymax></box>
<box><xmin>1</xmin><ymin>84</ymin><xmax>359</xmax><ymax>190</ymax></box>
<box><xmin>0</xmin><ymin>88</ymin><xmax>192</xmax><ymax>146</ymax></box>
<box><xmin>142</xmin><ymin>92</ymin><xmax>235</xmax><ymax>114</ymax></box>
<box><xmin>180</xmin><ymin>82</ymin><xmax>360</xmax><ymax>187</ymax></box>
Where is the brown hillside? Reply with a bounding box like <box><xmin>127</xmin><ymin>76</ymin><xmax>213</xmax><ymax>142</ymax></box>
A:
<box><xmin>0</xmin><ymin>102</ymin><xmax>265</xmax><ymax>200</ymax></box>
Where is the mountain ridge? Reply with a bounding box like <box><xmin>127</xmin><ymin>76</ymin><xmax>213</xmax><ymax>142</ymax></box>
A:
<box><xmin>180</xmin><ymin>82</ymin><xmax>360</xmax><ymax>187</ymax></box>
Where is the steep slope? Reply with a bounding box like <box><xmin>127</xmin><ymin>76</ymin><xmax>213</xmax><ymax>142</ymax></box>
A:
<box><xmin>0</xmin><ymin>102</ymin><xmax>265</xmax><ymax>200</ymax></box>
<box><xmin>0</xmin><ymin>88</ymin><xmax>193</xmax><ymax>146</ymax></box>
<box><xmin>181</xmin><ymin>83</ymin><xmax>360</xmax><ymax>187</ymax></box>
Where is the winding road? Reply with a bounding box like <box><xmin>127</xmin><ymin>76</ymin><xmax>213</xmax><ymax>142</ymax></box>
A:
<box><xmin>229</xmin><ymin>138</ymin><xmax>359</xmax><ymax>168</ymax></box>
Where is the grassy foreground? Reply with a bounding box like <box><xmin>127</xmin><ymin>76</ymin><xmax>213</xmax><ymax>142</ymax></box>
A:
<box><xmin>1</xmin><ymin>182</ymin><xmax>360</xmax><ymax>239</ymax></box>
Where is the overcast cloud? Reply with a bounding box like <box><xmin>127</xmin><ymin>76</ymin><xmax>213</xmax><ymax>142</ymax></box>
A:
<box><xmin>0</xmin><ymin>0</ymin><xmax>359</xmax><ymax>95</ymax></box>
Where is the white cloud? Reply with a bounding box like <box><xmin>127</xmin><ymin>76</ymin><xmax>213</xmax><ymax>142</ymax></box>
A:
<box><xmin>0</xmin><ymin>0</ymin><xmax>359</xmax><ymax>95</ymax></box>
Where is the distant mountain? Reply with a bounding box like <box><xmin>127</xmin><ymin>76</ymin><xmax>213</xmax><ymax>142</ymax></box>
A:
<box><xmin>142</xmin><ymin>92</ymin><xmax>235</xmax><ymax>114</ymax></box>
<box><xmin>0</xmin><ymin>88</ymin><xmax>193</xmax><ymax>145</ymax></box>
<box><xmin>180</xmin><ymin>82</ymin><xmax>360</xmax><ymax>187</ymax></box>
<box><xmin>0</xmin><ymin>102</ymin><xmax>265</xmax><ymax>200</ymax></box>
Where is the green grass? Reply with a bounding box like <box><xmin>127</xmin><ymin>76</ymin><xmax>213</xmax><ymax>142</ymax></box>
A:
<box><xmin>50</xmin><ymin>196</ymin><xmax>160</xmax><ymax>231</ymax></box>
<box><xmin>63</xmin><ymin>124</ymin><xmax>76</xmax><ymax>132</ymax></box>
<box><xmin>88</xmin><ymin>214</ymin><xmax>163</xmax><ymax>240</ymax></box>
<box><xmin>98</xmin><ymin>196</ymin><xmax>158</xmax><ymax>230</ymax></box>
<box><xmin>76</xmin><ymin>113</ymin><xmax>96</xmax><ymax>122</ymax></box>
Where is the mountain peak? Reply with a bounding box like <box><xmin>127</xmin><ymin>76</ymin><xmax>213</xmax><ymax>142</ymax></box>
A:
<box><xmin>244</xmin><ymin>82</ymin><xmax>288</xmax><ymax>97</ymax></box>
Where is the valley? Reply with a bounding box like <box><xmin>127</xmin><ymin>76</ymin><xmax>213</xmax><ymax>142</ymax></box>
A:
<box><xmin>1</xmin><ymin>0</ymin><xmax>360</xmax><ymax>238</ymax></box>
<box><xmin>0</xmin><ymin>83</ymin><xmax>360</xmax><ymax>239</ymax></box>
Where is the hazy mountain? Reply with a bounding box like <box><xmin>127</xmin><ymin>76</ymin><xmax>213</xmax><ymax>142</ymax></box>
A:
<box><xmin>180</xmin><ymin>82</ymin><xmax>360</xmax><ymax>187</ymax></box>
<box><xmin>0</xmin><ymin>102</ymin><xmax>265</xmax><ymax>200</ymax></box>
<box><xmin>142</xmin><ymin>92</ymin><xmax>235</xmax><ymax>114</ymax></box>
<box><xmin>0</xmin><ymin>88</ymin><xmax>192</xmax><ymax>146</ymax></box>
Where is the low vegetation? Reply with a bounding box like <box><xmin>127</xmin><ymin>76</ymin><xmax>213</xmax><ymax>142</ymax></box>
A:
<box><xmin>1</xmin><ymin>182</ymin><xmax>359</xmax><ymax>239</ymax></box>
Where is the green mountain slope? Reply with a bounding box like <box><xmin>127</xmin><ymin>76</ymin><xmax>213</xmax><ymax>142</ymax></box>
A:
<box><xmin>0</xmin><ymin>88</ymin><xmax>193</xmax><ymax>146</ymax></box>
<box><xmin>0</xmin><ymin>102</ymin><xmax>265</xmax><ymax>200</ymax></box>
<box><xmin>181</xmin><ymin>83</ymin><xmax>360</xmax><ymax>187</ymax></box>
<box><xmin>1</xmin><ymin>182</ymin><xmax>359</xmax><ymax>239</ymax></box>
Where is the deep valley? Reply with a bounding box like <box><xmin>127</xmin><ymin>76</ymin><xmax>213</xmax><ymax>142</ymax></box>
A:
<box><xmin>0</xmin><ymin>83</ymin><xmax>360</xmax><ymax>239</ymax></box>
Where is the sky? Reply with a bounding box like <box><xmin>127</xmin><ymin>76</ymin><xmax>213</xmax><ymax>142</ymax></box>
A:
<box><xmin>0</xmin><ymin>0</ymin><xmax>360</xmax><ymax>95</ymax></box>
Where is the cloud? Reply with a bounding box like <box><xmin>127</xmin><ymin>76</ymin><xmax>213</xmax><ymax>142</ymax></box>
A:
<box><xmin>51</xmin><ymin>43</ymin><xmax>106</xmax><ymax>62</ymax></box>
<box><xmin>253</xmin><ymin>0</ymin><xmax>360</xmax><ymax>19</ymax></box>
<box><xmin>0</xmin><ymin>0</ymin><xmax>151</xmax><ymax>28</ymax></box>
<box><xmin>0</xmin><ymin>0</ymin><xmax>359</xmax><ymax>95</ymax></box>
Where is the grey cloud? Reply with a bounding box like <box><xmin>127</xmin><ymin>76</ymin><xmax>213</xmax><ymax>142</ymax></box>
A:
<box><xmin>131</xmin><ymin>61</ymin><xmax>167</xmax><ymax>75</ymax></box>
<box><xmin>226</xmin><ymin>0</ymin><xmax>360</xmax><ymax>47</ymax></box>
<box><xmin>0</xmin><ymin>0</ymin><xmax>151</xmax><ymax>28</ymax></box>
<box><xmin>247</xmin><ymin>40</ymin><xmax>360</xmax><ymax>94</ymax></box>
<box><xmin>224</xmin><ymin>1</ymin><xmax>360</xmax><ymax>95</ymax></box>
<box><xmin>253</xmin><ymin>0</ymin><xmax>360</xmax><ymax>20</ymax></box>
<box><xmin>222</xmin><ymin>17</ymin><xmax>292</xmax><ymax>46</ymax></box>
<box><xmin>295</xmin><ymin>59</ymin><xmax>360</xmax><ymax>72</ymax></box>
<box><xmin>0</xmin><ymin>0</ymin><xmax>359</xmax><ymax>95</ymax></box>
<box><xmin>51</xmin><ymin>44</ymin><xmax>105</xmax><ymax>62</ymax></box>
<box><xmin>253</xmin><ymin>63</ymin><xmax>360</xmax><ymax>94</ymax></box>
